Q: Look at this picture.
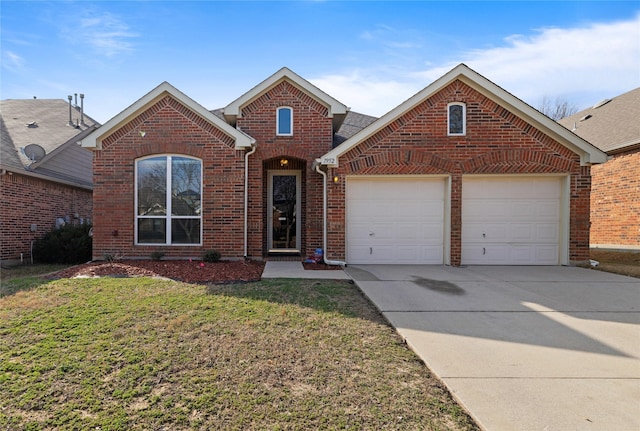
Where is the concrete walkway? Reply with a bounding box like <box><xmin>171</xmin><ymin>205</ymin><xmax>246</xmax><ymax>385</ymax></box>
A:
<box><xmin>261</xmin><ymin>261</ymin><xmax>350</xmax><ymax>280</ymax></box>
<box><xmin>344</xmin><ymin>265</ymin><xmax>640</xmax><ymax>431</ymax></box>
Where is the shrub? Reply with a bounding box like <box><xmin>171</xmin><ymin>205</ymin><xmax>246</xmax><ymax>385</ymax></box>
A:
<box><xmin>150</xmin><ymin>251</ymin><xmax>165</xmax><ymax>261</ymax></box>
<box><xmin>32</xmin><ymin>224</ymin><xmax>92</xmax><ymax>264</ymax></box>
<box><xmin>202</xmin><ymin>249</ymin><xmax>221</xmax><ymax>263</ymax></box>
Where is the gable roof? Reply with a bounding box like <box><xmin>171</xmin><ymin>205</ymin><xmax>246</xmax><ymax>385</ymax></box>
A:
<box><xmin>558</xmin><ymin>87</ymin><xmax>640</xmax><ymax>154</ymax></box>
<box><xmin>319</xmin><ymin>63</ymin><xmax>607</xmax><ymax>167</ymax></box>
<box><xmin>81</xmin><ymin>82</ymin><xmax>255</xmax><ymax>150</ymax></box>
<box><xmin>0</xmin><ymin>98</ymin><xmax>99</xmax><ymax>189</ymax></box>
<box><xmin>224</xmin><ymin>67</ymin><xmax>349</xmax><ymax>131</ymax></box>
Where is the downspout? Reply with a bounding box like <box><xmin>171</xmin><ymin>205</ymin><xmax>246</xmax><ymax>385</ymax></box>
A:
<box><xmin>244</xmin><ymin>144</ymin><xmax>257</xmax><ymax>258</ymax></box>
<box><xmin>314</xmin><ymin>161</ymin><xmax>346</xmax><ymax>267</ymax></box>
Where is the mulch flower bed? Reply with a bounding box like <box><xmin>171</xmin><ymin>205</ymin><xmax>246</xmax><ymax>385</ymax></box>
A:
<box><xmin>49</xmin><ymin>259</ymin><xmax>344</xmax><ymax>284</ymax></box>
<box><xmin>48</xmin><ymin>260</ymin><xmax>266</xmax><ymax>284</ymax></box>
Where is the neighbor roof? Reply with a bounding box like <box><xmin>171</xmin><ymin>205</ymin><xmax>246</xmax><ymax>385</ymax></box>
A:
<box><xmin>558</xmin><ymin>87</ymin><xmax>640</xmax><ymax>154</ymax></box>
<box><xmin>0</xmin><ymin>98</ymin><xmax>99</xmax><ymax>188</ymax></box>
<box><xmin>319</xmin><ymin>63</ymin><xmax>607</xmax><ymax>167</ymax></box>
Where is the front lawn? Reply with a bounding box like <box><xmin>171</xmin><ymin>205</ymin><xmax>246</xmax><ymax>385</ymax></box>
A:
<box><xmin>0</xmin><ymin>275</ymin><xmax>478</xmax><ymax>430</ymax></box>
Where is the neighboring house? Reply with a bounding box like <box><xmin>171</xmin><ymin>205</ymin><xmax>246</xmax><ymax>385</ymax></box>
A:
<box><xmin>559</xmin><ymin>88</ymin><xmax>640</xmax><ymax>252</ymax></box>
<box><xmin>0</xmin><ymin>97</ymin><xmax>99</xmax><ymax>261</ymax></box>
<box><xmin>82</xmin><ymin>64</ymin><xmax>606</xmax><ymax>266</ymax></box>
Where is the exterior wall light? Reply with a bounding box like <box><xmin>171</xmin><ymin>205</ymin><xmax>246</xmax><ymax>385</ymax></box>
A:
<box><xmin>333</xmin><ymin>175</ymin><xmax>339</xmax><ymax>183</ymax></box>
<box><xmin>280</xmin><ymin>158</ymin><xmax>288</xmax><ymax>167</ymax></box>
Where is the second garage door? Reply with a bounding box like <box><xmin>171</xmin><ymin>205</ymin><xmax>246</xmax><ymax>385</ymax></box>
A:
<box><xmin>462</xmin><ymin>176</ymin><xmax>563</xmax><ymax>265</ymax></box>
<box><xmin>346</xmin><ymin>177</ymin><xmax>446</xmax><ymax>264</ymax></box>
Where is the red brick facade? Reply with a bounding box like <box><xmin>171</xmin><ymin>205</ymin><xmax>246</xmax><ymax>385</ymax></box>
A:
<box><xmin>88</xmin><ymin>67</ymin><xmax>600</xmax><ymax>264</ymax></box>
<box><xmin>0</xmin><ymin>172</ymin><xmax>92</xmax><ymax>260</ymax></box>
<box><xmin>325</xmin><ymin>81</ymin><xmax>592</xmax><ymax>265</ymax></box>
<box><xmin>237</xmin><ymin>81</ymin><xmax>333</xmax><ymax>258</ymax></box>
<box><xmin>90</xmin><ymin>82</ymin><xmax>335</xmax><ymax>261</ymax></box>
<box><xmin>590</xmin><ymin>149</ymin><xmax>640</xmax><ymax>248</ymax></box>
<box><xmin>92</xmin><ymin>95</ymin><xmax>246</xmax><ymax>260</ymax></box>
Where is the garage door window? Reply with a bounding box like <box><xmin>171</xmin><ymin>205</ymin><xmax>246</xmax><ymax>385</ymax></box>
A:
<box><xmin>448</xmin><ymin>102</ymin><xmax>466</xmax><ymax>135</ymax></box>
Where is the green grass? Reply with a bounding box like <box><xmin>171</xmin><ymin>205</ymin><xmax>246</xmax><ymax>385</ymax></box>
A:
<box><xmin>0</xmin><ymin>275</ymin><xmax>478</xmax><ymax>431</ymax></box>
<box><xmin>0</xmin><ymin>264</ymin><xmax>71</xmax><ymax>297</ymax></box>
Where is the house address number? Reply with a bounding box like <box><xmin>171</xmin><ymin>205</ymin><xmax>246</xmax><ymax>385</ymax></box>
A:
<box><xmin>322</xmin><ymin>157</ymin><xmax>336</xmax><ymax>164</ymax></box>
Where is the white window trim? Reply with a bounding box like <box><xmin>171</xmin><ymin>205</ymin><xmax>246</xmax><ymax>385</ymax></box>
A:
<box><xmin>135</xmin><ymin>154</ymin><xmax>203</xmax><ymax>246</ymax></box>
<box><xmin>276</xmin><ymin>106</ymin><xmax>293</xmax><ymax>136</ymax></box>
<box><xmin>447</xmin><ymin>102</ymin><xmax>466</xmax><ymax>136</ymax></box>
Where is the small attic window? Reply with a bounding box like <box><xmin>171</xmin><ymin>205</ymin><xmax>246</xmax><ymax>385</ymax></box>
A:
<box><xmin>277</xmin><ymin>107</ymin><xmax>293</xmax><ymax>136</ymax></box>
<box><xmin>447</xmin><ymin>102</ymin><xmax>466</xmax><ymax>136</ymax></box>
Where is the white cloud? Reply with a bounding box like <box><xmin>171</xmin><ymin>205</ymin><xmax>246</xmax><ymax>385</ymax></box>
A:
<box><xmin>314</xmin><ymin>14</ymin><xmax>640</xmax><ymax>117</ymax></box>
<box><xmin>2</xmin><ymin>51</ymin><xmax>26</xmax><ymax>72</ymax></box>
<box><xmin>63</xmin><ymin>11</ymin><xmax>137</xmax><ymax>57</ymax></box>
<box><xmin>310</xmin><ymin>69</ymin><xmax>419</xmax><ymax>116</ymax></box>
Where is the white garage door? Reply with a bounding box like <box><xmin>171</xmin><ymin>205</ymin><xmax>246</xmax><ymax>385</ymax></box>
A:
<box><xmin>462</xmin><ymin>176</ymin><xmax>561</xmax><ymax>265</ymax></box>
<box><xmin>347</xmin><ymin>177</ymin><xmax>445</xmax><ymax>264</ymax></box>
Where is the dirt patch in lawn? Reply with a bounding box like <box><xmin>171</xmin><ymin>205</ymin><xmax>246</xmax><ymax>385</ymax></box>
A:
<box><xmin>48</xmin><ymin>259</ymin><xmax>266</xmax><ymax>284</ymax></box>
<box><xmin>590</xmin><ymin>250</ymin><xmax>640</xmax><ymax>278</ymax></box>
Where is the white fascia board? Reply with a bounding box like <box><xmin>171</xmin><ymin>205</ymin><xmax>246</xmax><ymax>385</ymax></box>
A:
<box><xmin>81</xmin><ymin>82</ymin><xmax>255</xmax><ymax>150</ymax></box>
<box><xmin>224</xmin><ymin>67</ymin><xmax>348</xmax><ymax>120</ymax></box>
<box><xmin>456</xmin><ymin>72</ymin><xmax>607</xmax><ymax>165</ymax></box>
<box><xmin>320</xmin><ymin>63</ymin><xmax>607</xmax><ymax>167</ymax></box>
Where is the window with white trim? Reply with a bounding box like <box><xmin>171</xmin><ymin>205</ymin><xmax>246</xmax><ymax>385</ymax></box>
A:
<box><xmin>447</xmin><ymin>102</ymin><xmax>466</xmax><ymax>135</ymax></box>
<box><xmin>135</xmin><ymin>155</ymin><xmax>202</xmax><ymax>245</ymax></box>
<box><xmin>277</xmin><ymin>106</ymin><xmax>293</xmax><ymax>136</ymax></box>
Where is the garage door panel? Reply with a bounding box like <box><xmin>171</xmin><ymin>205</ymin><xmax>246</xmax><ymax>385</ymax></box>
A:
<box><xmin>348</xmin><ymin>224</ymin><xmax>372</xmax><ymax>244</ymax></box>
<box><xmin>509</xmin><ymin>224</ymin><xmax>536</xmax><ymax>241</ymax></box>
<box><xmin>371</xmin><ymin>224</ymin><xmax>395</xmax><ymax>240</ymax></box>
<box><xmin>462</xmin><ymin>177</ymin><xmax>561</xmax><ymax>265</ymax></box>
<box><xmin>536</xmin><ymin>224</ymin><xmax>559</xmax><ymax>241</ymax></box>
<box><xmin>463</xmin><ymin>223</ymin><xmax>509</xmax><ymax>242</ymax></box>
<box><xmin>535</xmin><ymin>245</ymin><xmax>559</xmax><ymax>264</ymax></box>
<box><xmin>349</xmin><ymin>246</ymin><xmax>372</xmax><ymax>262</ymax></box>
<box><xmin>347</xmin><ymin>177</ymin><xmax>445</xmax><ymax>264</ymax></box>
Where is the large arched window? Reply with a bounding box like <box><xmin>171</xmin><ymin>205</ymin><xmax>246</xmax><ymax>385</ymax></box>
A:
<box><xmin>277</xmin><ymin>106</ymin><xmax>293</xmax><ymax>136</ymax></box>
<box><xmin>135</xmin><ymin>155</ymin><xmax>202</xmax><ymax>245</ymax></box>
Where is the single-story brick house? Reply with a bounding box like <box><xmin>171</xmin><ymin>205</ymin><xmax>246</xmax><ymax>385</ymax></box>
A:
<box><xmin>81</xmin><ymin>64</ymin><xmax>606</xmax><ymax>265</ymax></box>
<box><xmin>1</xmin><ymin>97</ymin><xmax>99</xmax><ymax>261</ymax></box>
<box><xmin>558</xmin><ymin>87</ymin><xmax>640</xmax><ymax>252</ymax></box>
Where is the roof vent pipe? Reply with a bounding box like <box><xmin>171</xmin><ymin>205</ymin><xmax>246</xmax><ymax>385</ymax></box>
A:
<box><xmin>80</xmin><ymin>94</ymin><xmax>85</xmax><ymax>125</ymax></box>
<box><xmin>67</xmin><ymin>95</ymin><xmax>73</xmax><ymax>126</ymax></box>
<box><xmin>74</xmin><ymin>93</ymin><xmax>78</xmax><ymax>106</ymax></box>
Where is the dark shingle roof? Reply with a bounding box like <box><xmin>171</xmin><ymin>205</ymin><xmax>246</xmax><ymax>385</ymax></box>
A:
<box><xmin>1</xmin><ymin>99</ymin><xmax>100</xmax><ymax>187</ymax></box>
<box><xmin>558</xmin><ymin>87</ymin><xmax>640</xmax><ymax>154</ymax></box>
<box><xmin>333</xmin><ymin>111</ymin><xmax>378</xmax><ymax>147</ymax></box>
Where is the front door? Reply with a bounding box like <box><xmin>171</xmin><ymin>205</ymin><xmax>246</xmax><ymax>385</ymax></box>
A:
<box><xmin>268</xmin><ymin>171</ymin><xmax>301</xmax><ymax>252</ymax></box>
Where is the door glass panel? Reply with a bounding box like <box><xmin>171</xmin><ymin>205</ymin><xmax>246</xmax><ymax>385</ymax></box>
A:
<box><xmin>272</xmin><ymin>175</ymin><xmax>297</xmax><ymax>249</ymax></box>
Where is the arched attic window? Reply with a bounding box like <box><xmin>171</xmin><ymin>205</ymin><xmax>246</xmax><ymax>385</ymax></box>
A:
<box><xmin>447</xmin><ymin>102</ymin><xmax>466</xmax><ymax>136</ymax></box>
<box><xmin>277</xmin><ymin>107</ymin><xmax>293</xmax><ymax>136</ymax></box>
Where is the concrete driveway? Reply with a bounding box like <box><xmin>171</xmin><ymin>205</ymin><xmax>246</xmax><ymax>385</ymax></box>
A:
<box><xmin>345</xmin><ymin>265</ymin><xmax>640</xmax><ymax>431</ymax></box>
